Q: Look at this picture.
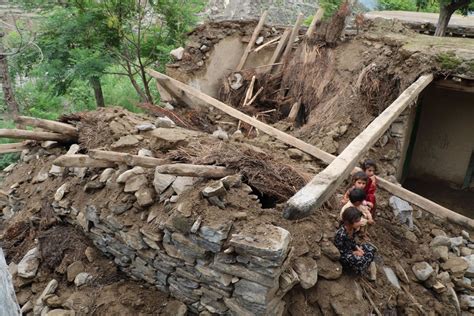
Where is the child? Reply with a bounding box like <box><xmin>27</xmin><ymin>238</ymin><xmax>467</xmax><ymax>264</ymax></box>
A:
<box><xmin>340</xmin><ymin>171</ymin><xmax>373</xmax><ymax>209</ymax></box>
<box><xmin>361</xmin><ymin>159</ymin><xmax>378</xmax><ymax>217</ymax></box>
<box><xmin>334</xmin><ymin>206</ymin><xmax>377</xmax><ymax>278</ymax></box>
<box><xmin>340</xmin><ymin>189</ymin><xmax>374</xmax><ymax>226</ymax></box>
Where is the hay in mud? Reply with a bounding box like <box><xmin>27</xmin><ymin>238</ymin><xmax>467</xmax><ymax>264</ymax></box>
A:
<box><xmin>169</xmin><ymin>141</ymin><xmax>310</xmax><ymax>202</ymax></box>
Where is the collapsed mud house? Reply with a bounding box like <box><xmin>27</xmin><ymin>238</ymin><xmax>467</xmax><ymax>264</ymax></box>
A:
<box><xmin>1</xmin><ymin>5</ymin><xmax>474</xmax><ymax>316</ymax></box>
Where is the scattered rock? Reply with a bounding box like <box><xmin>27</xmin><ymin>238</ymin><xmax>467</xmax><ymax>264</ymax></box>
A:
<box><xmin>390</xmin><ymin>122</ymin><xmax>404</xmax><ymax>137</ymax></box>
<box><xmin>135</xmin><ymin>187</ymin><xmax>155</xmax><ymax>207</ymax></box>
<box><xmin>287</xmin><ymin>148</ymin><xmax>304</xmax><ymax>160</ymax></box>
<box><xmin>170</xmin><ymin>47</ymin><xmax>185</xmax><ymax>60</ymax></box>
<box><xmin>255</xmin><ymin>36</ymin><xmax>264</xmax><ymax>45</ymax></box>
<box><xmin>317</xmin><ymin>255</ymin><xmax>342</xmax><ymax>280</ymax></box>
<box><xmin>45</xmin><ymin>295</ymin><xmax>63</xmax><ymax>308</ymax></box>
<box><xmin>229</xmin><ymin>73</ymin><xmax>243</xmax><ymax>90</ymax></box>
<box><xmin>46</xmin><ymin>309</ymin><xmax>76</xmax><ymax>316</ymax></box>
<box><xmin>117</xmin><ymin>166</ymin><xmax>145</xmax><ymax>183</ymax></box>
<box><xmin>463</xmin><ymin>254</ymin><xmax>474</xmax><ymax>277</ymax></box>
<box><xmin>212</xmin><ymin>128</ymin><xmax>228</xmax><ymax>141</ymax></box>
<box><xmin>389</xmin><ymin>196</ymin><xmax>413</xmax><ymax>229</ymax></box>
<box><xmin>431</xmin><ymin>228</ymin><xmax>447</xmax><ymax>237</ymax></box>
<box><xmin>432</xmin><ymin>281</ymin><xmax>446</xmax><ymax>294</ymax></box>
<box><xmin>412</xmin><ymin>262</ymin><xmax>433</xmax><ymax>281</ymax></box>
<box><xmin>138</xmin><ymin>149</ymin><xmax>153</xmax><ymax>157</ymax></box>
<box><xmin>20</xmin><ymin>301</ymin><xmax>33</xmax><ymax>314</ymax></box>
<box><xmin>67</xmin><ymin>261</ymin><xmax>85</xmax><ymax>283</ymax></box>
<box><xmin>460</xmin><ymin>295</ymin><xmax>474</xmax><ymax>309</ymax></box>
<box><xmin>440</xmin><ymin>257</ymin><xmax>468</xmax><ymax>275</ymax></box>
<box><xmin>83</xmin><ymin>181</ymin><xmax>105</xmax><ymax>193</ymax></box>
<box><xmin>74</xmin><ymin>272</ymin><xmax>92</xmax><ymax>287</ymax></box>
<box><xmin>111</xmin><ymin>135</ymin><xmax>139</xmax><ymax>148</ymax></box>
<box><xmin>99</xmin><ymin>168</ymin><xmax>115</xmax><ymax>183</ymax></box>
<box><xmin>383</xmin><ymin>266</ymin><xmax>400</xmax><ymax>289</ymax></box>
<box><xmin>154</xmin><ymin>169</ymin><xmax>176</xmax><ymax>194</ymax></box>
<box><xmin>84</xmin><ymin>247</ymin><xmax>97</xmax><ymax>263</ymax></box>
<box><xmin>32</xmin><ymin>166</ymin><xmax>49</xmax><ymax>183</ymax></box>
<box><xmin>208</xmin><ymin>196</ymin><xmax>226</xmax><ymax>209</ymax></box>
<box><xmin>432</xmin><ymin>246</ymin><xmax>449</xmax><ymax>262</ymax></box>
<box><xmin>54</xmin><ymin>183</ymin><xmax>69</xmax><ymax>202</ymax></box>
<box><xmin>202</xmin><ymin>181</ymin><xmax>226</xmax><ymax>198</ymax></box>
<box><xmin>190</xmin><ymin>216</ymin><xmax>202</xmax><ymax>233</ymax></box>
<box><xmin>462</xmin><ymin>230</ymin><xmax>470</xmax><ymax>240</ymax></box>
<box><xmin>124</xmin><ymin>174</ymin><xmax>149</xmax><ymax>193</ymax></box>
<box><xmin>320</xmin><ymin>241</ymin><xmax>340</xmax><ymax>261</ymax></box>
<box><xmin>430</xmin><ymin>235</ymin><xmax>451</xmax><ymax>247</ymax></box>
<box><xmin>394</xmin><ymin>262</ymin><xmax>410</xmax><ymax>284</ymax></box>
<box><xmin>405</xmin><ymin>230</ymin><xmax>418</xmax><ymax>243</ymax></box>
<box><xmin>293</xmin><ymin>257</ymin><xmax>318</xmax><ymax>289</ymax></box>
<box><xmin>221</xmin><ymin>174</ymin><xmax>242</xmax><ymax>189</ymax></box>
<box><xmin>449</xmin><ymin>236</ymin><xmax>464</xmax><ymax>248</ymax></box>
<box><xmin>172</xmin><ymin>177</ymin><xmax>199</xmax><ymax>195</ymax></box>
<box><xmin>136</xmin><ymin>123</ymin><xmax>155</xmax><ymax>131</ymax></box>
<box><xmin>155</xmin><ymin>116</ymin><xmax>176</xmax><ymax>128</ymax></box>
<box><xmin>460</xmin><ymin>247</ymin><xmax>472</xmax><ymax>257</ymax></box>
<box><xmin>17</xmin><ymin>247</ymin><xmax>40</xmax><ymax>278</ymax></box>
<box><xmin>147</xmin><ymin>128</ymin><xmax>199</xmax><ymax>150</ymax></box>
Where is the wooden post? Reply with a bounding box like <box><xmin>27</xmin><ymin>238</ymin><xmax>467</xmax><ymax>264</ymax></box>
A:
<box><xmin>146</xmin><ymin>69</ymin><xmax>474</xmax><ymax>229</ymax></box>
<box><xmin>236</xmin><ymin>11</ymin><xmax>268</xmax><ymax>71</ymax></box>
<box><xmin>306</xmin><ymin>8</ymin><xmax>325</xmax><ymax>37</ymax></box>
<box><xmin>0</xmin><ymin>129</ymin><xmax>73</xmax><ymax>142</ymax></box>
<box><xmin>88</xmin><ymin>150</ymin><xmax>167</xmax><ymax>168</ymax></box>
<box><xmin>287</xmin><ymin>101</ymin><xmax>301</xmax><ymax>122</ymax></box>
<box><xmin>0</xmin><ymin>142</ymin><xmax>28</xmax><ymax>154</ymax></box>
<box><xmin>282</xmin><ymin>12</ymin><xmax>305</xmax><ymax>60</ymax></box>
<box><xmin>53</xmin><ymin>154</ymin><xmax>116</xmax><ymax>168</ymax></box>
<box><xmin>156</xmin><ymin>164</ymin><xmax>234</xmax><ymax>178</ymax></box>
<box><xmin>283</xmin><ymin>74</ymin><xmax>434</xmax><ymax>219</ymax></box>
<box><xmin>269</xmin><ymin>29</ymin><xmax>291</xmax><ymax>73</ymax></box>
<box><xmin>14</xmin><ymin>116</ymin><xmax>78</xmax><ymax>137</ymax></box>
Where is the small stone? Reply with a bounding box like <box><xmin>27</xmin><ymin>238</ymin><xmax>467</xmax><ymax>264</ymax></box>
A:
<box><xmin>221</xmin><ymin>174</ymin><xmax>242</xmax><ymax>189</ymax></box>
<box><xmin>394</xmin><ymin>262</ymin><xmax>410</xmax><ymax>284</ymax></box>
<box><xmin>202</xmin><ymin>181</ymin><xmax>226</xmax><ymax>198</ymax></box>
<box><xmin>67</xmin><ymin>261</ymin><xmax>85</xmax><ymax>282</ymax></box>
<box><xmin>321</xmin><ymin>241</ymin><xmax>340</xmax><ymax>261</ymax></box>
<box><xmin>287</xmin><ymin>148</ymin><xmax>304</xmax><ymax>160</ymax></box>
<box><xmin>432</xmin><ymin>246</ymin><xmax>449</xmax><ymax>262</ymax></box>
<box><xmin>170</xmin><ymin>195</ymin><xmax>179</xmax><ymax>203</ymax></box>
<box><xmin>437</xmin><ymin>271</ymin><xmax>451</xmax><ymax>284</ymax></box>
<box><xmin>172</xmin><ymin>177</ymin><xmax>199</xmax><ymax>195</ymax></box>
<box><xmin>170</xmin><ymin>47</ymin><xmax>185</xmax><ymax>60</ymax></box>
<box><xmin>154</xmin><ymin>169</ymin><xmax>176</xmax><ymax>194</ymax></box>
<box><xmin>111</xmin><ymin>135</ymin><xmax>139</xmax><ymax>148</ymax></box>
<box><xmin>162</xmin><ymin>300</ymin><xmax>187</xmax><ymax>316</ymax></box>
<box><xmin>136</xmin><ymin>123</ymin><xmax>155</xmax><ymax>131</ymax></box>
<box><xmin>317</xmin><ymin>255</ymin><xmax>342</xmax><ymax>280</ymax></box>
<box><xmin>83</xmin><ymin>181</ymin><xmax>105</xmax><ymax>193</ymax></box>
<box><xmin>200</xmin><ymin>44</ymin><xmax>209</xmax><ymax>52</ymax></box>
<box><xmin>412</xmin><ymin>262</ymin><xmax>433</xmax><ymax>281</ymax></box>
<box><xmin>3</xmin><ymin>163</ymin><xmax>16</xmax><ymax>172</ymax></box>
<box><xmin>155</xmin><ymin>116</ymin><xmax>176</xmax><ymax>128</ymax></box>
<box><xmin>432</xmin><ymin>281</ymin><xmax>446</xmax><ymax>293</ymax></box>
<box><xmin>255</xmin><ymin>36</ymin><xmax>264</xmax><ymax>45</ymax></box>
<box><xmin>45</xmin><ymin>295</ymin><xmax>62</xmax><ymax>308</ymax></box>
<box><xmin>54</xmin><ymin>183</ymin><xmax>69</xmax><ymax>202</ymax></box>
<box><xmin>20</xmin><ymin>301</ymin><xmax>33</xmax><ymax>314</ymax></box>
<box><xmin>461</xmin><ymin>247</ymin><xmax>472</xmax><ymax>257</ymax></box>
<box><xmin>462</xmin><ymin>254</ymin><xmax>474</xmax><ymax>277</ymax></box>
<box><xmin>163</xmin><ymin>103</ymin><xmax>174</xmax><ymax>110</ymax></box>
<box><xmin>138</xmin><ymin>149</ymin><xmax>153</xmax><ymax>157</ymax></box>
<box><xmin>135</xmin><ymin>187</ymin><xmax>155</xmax><ymax>207</ymax></box>
<box><xmin>405</xmin><ymin>231</ymin><xmax>418</xmax><ymax>243</ymax></box>
<box><xmin>293</xmin><ymin>257</ymin><xmax>318</xmax><ymax>289</ymax></box>
<box><xmin>232</xmin><ymin>212</ymin><xmax>247</xmax><ymax>220</ymax></box>
<box><xmin>431</xmin><ymin>229</ymin><xmax>447</xmax><ymax>237</ymax></box>
<box><xmin>84</xmin><ymin>247</ymin><xmax>96</xmax><ymax>263</ymax></box>
<box><xmin>191</xmin><ymin>216</ymin><xmax>202</xmax><ymax>233</ymax></box>
<box><xmin>212</xmin><ymin>128</ymin><xmax>228</xmax><ymax>141</ymax></box>
<box><xmin>99</xmin><ymin>168</ymin><xmax>115</xmax><ymax>183</ymax></box>
<box><xmin>124</xmin><ymin>174</ymin><xmax>148</xmax><ymax>193</ymax></box>
<box><xmin>430</xmin><ymin>236</ymin><xmax>451</xmax><ymax>247</ymax></box>
<box><xmin>17</xmin><ymin>247</ymin><xmax>40</xmax><ymax>278</ymax></box>
<box><xmin>383</xmin><ymin>266</ymin><xmax>400</xmax><ymax>289</ymax></box>
<box><xmin>450</xmin><ymin>237</ymin><xmax>464</xmax><ymax>248</ymax></box>
<box><xmin>440</xmin><ymin>257</ymin><xmax>468</xmax><ymax>275</ymax></box>
<box><xmin>232</xmin><ymin>130</ymin><xmax>243</xmax><ymax>140</ymax></box>
<box><xmin>229</xmin><ymin>73</ymin><xmax>243</xmax><ymax>90</ymax></box>
<box><xmin>33</xmin><ymin>166</ymin><xmax>49</xmax><ymax>183</ymax></box>
<box><xmin>462</xmin><ymin>230</ymin><xmax>470</xmax><ymax>240</ymax></box>
<box><xmin>46</xmin><ymin>309</ymin><xmax>75</xmax><ymax>316</ymax></box>
<box><xmin>117</xmin><ymin>166</ymin><xmax>145</xmax><ymax>183</ymax></box>
<box><xmin>460</xmin><ymin>295</ymin><xmax>474</xmax><ymax>309</ymax></box>
<box><xmin>74</xmin><ymin>272</ymin><xmax>92</xmax><ymax>287</ymax></box>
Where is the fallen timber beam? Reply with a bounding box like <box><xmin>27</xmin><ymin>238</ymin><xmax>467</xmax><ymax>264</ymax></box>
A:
<box><xmin>282</xmin><ymin>12</ymin><xmax>305</xmax><ymax>60</ymax></box>
<box><xmin>283</xmin><ymin>74</ymin><xmax>434</xmax><ymax>220</ymax></box>
<box><xmin>269</xmin><ymin>28</ymin><xmax>291</xmax><ymax>72</ymax></box>
<box><xmin>88</xmin><ymin>150</ymin><xmax>167</xmax><ymax>168</ymax></box>
<box><xmin>236</xmin><ymin>10</ymin><xmax>268</xmax><ymax>71</ymax></box>
<box><xmin>53</xmin><ymin>154</ymin><xmax>116</xmax><ymax>168</ymax></box>
<box><xmin>147</xmin><ymin>70</ymin><xmax>474</xmax><ymax>229</ymax></box>
<box><xmin>156</xmin><ymin>164</ymin><xmax>234</xmax><ymax>178</ymax></box>
<box><xmin>14</xmin><ymin>116</ymin><xmax>78</xmax><ymax>137</ymax></box>
<box><xmin>0</xmin><ymin>142</ymin><xmax>28</xmax><ymax>154</ymax></box>
<box><xmin>0</xmin><ymin>129</ymin><xmax>73</xmax><ymax>142</ymax></box>
<box><xmin>147</xmin><ymin>69</ymin><xmax>335</xmax><ymax>163</ymax></box>
<box><xmin>306</xmin><ymin>8</ymin><xmax>325</xmax><ymax>37</ymax></box>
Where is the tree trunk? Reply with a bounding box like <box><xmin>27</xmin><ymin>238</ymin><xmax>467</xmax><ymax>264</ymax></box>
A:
<box><xmin>89</xmin><ymin>76</ymin><xmax>105</xmax><ymax>108</ymax></box>
<box><xmin>434</xmin><ymin>6</ymin><xmax>454</xmax><ymax>36</ymax></box>
<box><xmin>139</xmin><ymin>67</ymin><xmax>154</xmax><ymax>104</ymax></box>
<box><xmin>0</xmin><ymin>34</ymin><xmax>19</xmax><ymax>118</ymax></box>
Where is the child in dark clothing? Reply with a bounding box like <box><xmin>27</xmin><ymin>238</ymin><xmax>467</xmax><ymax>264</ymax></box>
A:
<box><xmin>361</xmin><ymin>159</ymin><xmax>378</xmax><ymax>217</ymax></box>
<box><xmin>334</xmin><ymin>207</ymin><xmax>377</xmax><ymax>276</ymax></box>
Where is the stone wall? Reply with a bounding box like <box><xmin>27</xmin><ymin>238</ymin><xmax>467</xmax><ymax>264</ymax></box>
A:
<box><xmin>52</xmin><ymin>160</ymin><xmax>297</xmax><ymax>315</ymax></box>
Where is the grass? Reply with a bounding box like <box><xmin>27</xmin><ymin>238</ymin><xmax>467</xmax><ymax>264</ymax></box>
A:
<box><xmin>436</xmin><ymin>52</ymin><xmax>462</xmax><ymax>71</ymax></box>
<box><xmin>0</xmin><ymin>119</ymin><xmax>21</xmax><ymax>170</ymax></box>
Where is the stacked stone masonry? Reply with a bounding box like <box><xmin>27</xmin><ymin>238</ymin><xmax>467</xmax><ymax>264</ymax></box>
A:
<box><xmin>52</xmin><ymin>160</ymin><xmax>296</xmax><ymax>315</ymax></box>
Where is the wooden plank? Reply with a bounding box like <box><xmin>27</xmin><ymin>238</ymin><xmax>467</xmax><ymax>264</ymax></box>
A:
<box><xmin>14</xmin><ymin>116</ymin><xmax>78</xmax><ymax>137</ymax></box>
<box><xmin>147</xmin><ymin>69</ymin><xmax>474</xmax><ymax>229</ymax></box>
<box><xmin>147</xmin><ymin>69</ymin><xmax>335</xmax><ymax>163</ymax></box>
<box><xmin>282</xmin><ymin>12</ymin><xmax>305</xmax><ymax>60</ymax></box>
<box><xmin>53</xmin><ymin>154</ymin><xmax>116</xmax><ymax>168</ymax></box>
<box><xmin>0</xmin><ymin>129</ymin><xmax>73</xmax><ymax>142</ymax></box>
<box><xmin>253</xmin><ymin>36</ymin><xmax>281</xmax><ymax>53</ymax></box>
<box><xmin>269</xmin><ymin>28</ymin><xmax>291</xmax><ymax>71</ymax></box>
<box><xmin>156</xmin><ymin>164</ymin><xmax>234</xmax><ymax>178</ymax></box>
<box><xmin>0</xmin><ymin>142</ymin><xmax>28</xmax><ymax>154</ymax></box>
<box><xmin>283</xmin><ymin>74</ymin><xmax>434</xmax><ymax>219</ymax></box>
<box><xmin>306</xmin><ymin>8</ymin><xmax>325</xmax><ymax>37</ymax></box>
<box><xmin>89</xmin><ymin>150</ymin><xmax>167</xmax><ymax>168</ymax></box>
<box><xmin>236</xmin><ymin>11</ymin><xmax>268</xmax><ymax>71</ymax></box>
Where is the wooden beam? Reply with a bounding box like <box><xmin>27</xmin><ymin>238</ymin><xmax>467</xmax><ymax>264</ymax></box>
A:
<box><xmin>53</xmin><ymin>154</ymin><xmax>116</xmax><ymax>168</ymax></box>
<box><xmin>283</xmin><ymin>74</ymin><xmax>434</xmax><ymax>219</ymax></box>
<box><xmin>156</xmin><ymin>164</ymin><xmax>234</xmax><ymax>178</ymax></box>
<box><xmin>0</xmin><ymin>142</ymin><xmax>28</xmax><ymax>154</ymax></box>
<box><xmin>269</xmin><ymin>28</ymin><xmax>291</xmax><ymax>69</ymax></box>
<box><xmin>0</xmin><ymin>129</ymin><xmax>73</xmax><ymax>142</ymax></box>
<box><xmin>253</xmin><ymin>36</ymin><xmax>281</xmax><ymax>53</ymax></box>
<box><xmin>236</xmin><ymin>11</ymin><xmax>268</xmax><ymax>71</ymax></box>
<box><xmin>282</xmin><ymin>12</ymin><xmax>305</xmax><ymax>60</ymax></box>
<box><xmin>14</xmin><ymin>116</ymin><xmax>78</xmax><ymax>137</ymax></box>
<box><xmin>147</xmin><ymin>69</ymin><xmax>335</xmax><ymax>163</ymax></box>
<box><xmin>306</xmin><ymin>8</ymin><xmax>325</xmax><ymax>37</ymax></box>
<box><xmin>88</xmin><ymin>150</ymin><xmax>167</xmax><ymax>168</ymax></box>
<box><xmin>147</xmin><ymin>69</ymin><xmax>474</xmax><ymax>229</ymax></box>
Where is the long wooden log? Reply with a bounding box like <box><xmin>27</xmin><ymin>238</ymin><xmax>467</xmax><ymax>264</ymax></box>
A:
<box><xmin>89</xmin><ymin>150</ymin><xmax>167</xmax><ymax>168</ymax></box>
<box><xmin>236</xmin><ymin>11</ymin><xmax>268</xmax><ymax>71</ymax></box>
<box><xmin>0</xmin><ymin>129</ymin><xmax>73</xmax><ymax>142</ymax></box>
<box><xmin>282</xmin><ymin>12</ymin><xmax>305</xmax><ymax>60</ymax></box>
<box><xmin>269</xmin><ymin>28</ymin><xmax>291</xmax><ymax>71</ymax></box>
<box><xmin>147</xmin><ymin>69</ymin><xmax>334</xmax><ymax>163</ymax></box>
<box><xmin>14</xmin><ymin>116</ymin><xmax>78</xmax><ymax>137</ymax></box>
<box><xmin>306</xmin><ymin>8</ymin><xmax>325</xmax><ymax>37</ymax></box>
<box><xmin>146</xmin><ymin>69</ymin><xmax>474</xmax><ymax>229</ymax></box>
<box><xmin>283</xmin><ymin>74</ymin><xmax>434</xmax><ymax>219</ymax></box>
<box><xmin>0</xmin><ymin>142</ymin><xmax>28</xmax><ymax>154</ymax></box>
<box><xmin>53</xmin><ymin>154</ymin><xmax>116</xmax><ymax>168</ymax></box>
<box><xmin>156</xmin><ymin>164</ymin><xmax>233</xmax><ymax>178</ymax></box>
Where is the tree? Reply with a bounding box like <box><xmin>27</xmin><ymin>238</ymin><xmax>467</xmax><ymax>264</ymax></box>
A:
<box><xmin>0</xmin><ymin>33</ymin><xmax>20</xmax><ymax>117</ymax></box>
<box><xmin>432</xmin><ymin>0</ymin><xmax>473</xmax><ymax>36</ymax></box>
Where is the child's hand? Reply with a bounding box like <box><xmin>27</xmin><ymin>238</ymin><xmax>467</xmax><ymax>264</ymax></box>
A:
<box><xmin>366</xmin><ymin>202</ymin><xmax>374</xmax><ymax>209</ymax></box>
<box><xmin>368</xmin><ymin>219</ymin><xmax>375</xmax><ymax>225</ymax></box>
<box><xmin>353</xmin><ymin>246</ymin><xmax>365</xmax><ymax>256</ymax></box>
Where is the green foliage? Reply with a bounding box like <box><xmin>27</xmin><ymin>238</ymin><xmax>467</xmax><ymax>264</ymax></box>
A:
<box><xmin>319</xmin><ymin>0</ymin><xmax>345</xmax><ymax>19</ymax></box>
<box><xmin>0</xmin><ymin>120</ymin><xmax>20</xmax><ymax>170</ymax></box>
<box><xmin>436</xmin><ymin>52</ymin><xmax>462</xmax><ymax>70</ymax></box>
